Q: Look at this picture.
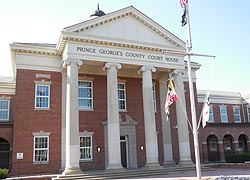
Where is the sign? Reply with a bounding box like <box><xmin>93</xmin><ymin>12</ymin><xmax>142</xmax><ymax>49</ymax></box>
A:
<box><xmin>16</xmin><ymin>152</ymin><xmax>23</xmax><ymax>160</ymax></box>
<box><xmin>72</xmin><ymin>45</ymin><xmax>181</xmax><ymax>64</ymax></box>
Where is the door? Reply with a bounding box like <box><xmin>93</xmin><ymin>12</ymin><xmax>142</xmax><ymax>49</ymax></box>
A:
<box><xmin>120</xmin><ymin>136</ymin><xmax>127</xmax><ymax>168</ymax></box>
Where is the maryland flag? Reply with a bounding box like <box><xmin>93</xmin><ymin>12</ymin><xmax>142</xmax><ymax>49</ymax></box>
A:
<box><xmin>165</xmin><ymin>80</ymin><xmax>178</xmax><ymax>121</ymax></box>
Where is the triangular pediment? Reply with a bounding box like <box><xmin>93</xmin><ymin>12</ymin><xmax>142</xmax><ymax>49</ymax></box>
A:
<box><xmin>63</xmin><ymin>6</ymin><xmax>185</xmax><ymax>49</ymax></box>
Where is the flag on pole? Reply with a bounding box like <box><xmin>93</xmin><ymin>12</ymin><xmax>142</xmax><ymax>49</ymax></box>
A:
<box><xmin>180</xmin><ymin>0</ymin><xmax>188</xmax><ymax>8</ymax></box>
<box><xmin>165</xmin><ymin>80</ymin><xmax>178</xmax><ymax>121</ymax></box>
<box><xmin>202</xmin><ymin>93</ymin><xmax>210</xmax><ymax>128</ymax></box>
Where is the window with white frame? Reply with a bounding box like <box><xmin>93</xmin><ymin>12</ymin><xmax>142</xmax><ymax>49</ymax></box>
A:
<box><xmin>233</xmin><ymin>106</ymin><xmax>241</xmax><ymax>123</ymax></box>
<box><xmin>35</xmin><ymin>84</ymin><xmax>50</xmax><ymax>108</ymax></box>
<box><xmin>220</xmin><ymin>105</ymin><xmax>228</xmax><ymax>123</ymax></box>
<box><xmin>78</xmin><ymin>81</ymin><xmax>93</xmax><ymax>110</ymax></box>
<box><xmin>247</xmin><ymin>106</ymin><xmax>250</xmax><ymax>122</ymax></box>
<box><xmin>80</xmin><ymin>136</ymin><xmax>92</xmax><ymax>160</ymax></box>
<box><xmin>152</xmin><ymin>85</ymin><xmax>157</xmax><ymax>112</ymax></box>
<box><xmin>34</xmin><ymin>136</ymin><xmax>49</xmax><ymax>162</ymax></box>
<box><xmin>118</xmin><ymin>83</ymin><xmax>126</xmax><ymax>111</ymax></box>
<box><xmin>0</xmin><ymin>100</ymin><xmax>10</xmax><ymax>121</ymax></box>
<box><xmin>208</xmin><ymin>106</ymin><xmax>214</xmax><ymax>123</ymax></box>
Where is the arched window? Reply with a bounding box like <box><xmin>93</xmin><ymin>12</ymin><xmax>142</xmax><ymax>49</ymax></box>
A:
<box><xmin>223</xmin><ymin>134</ymin><xmax>234</xmax><ymax>152</ymax></box>
<box><xmin>238</xmin><ymin>134</ymin><xmax>248</xmax><ymax>152</ymax></box>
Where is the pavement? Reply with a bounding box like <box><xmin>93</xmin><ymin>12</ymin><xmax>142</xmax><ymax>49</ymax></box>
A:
<box><xmin>115</xmin><ymin>168</ymin><xmax>250</xmax><ymax>180</ymax></box>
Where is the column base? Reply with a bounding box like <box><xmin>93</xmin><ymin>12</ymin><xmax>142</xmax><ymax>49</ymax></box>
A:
<box><xmin>62</xmin><ymin>166</ymin><xmax>82</xmax><ymax>175</ymax></box>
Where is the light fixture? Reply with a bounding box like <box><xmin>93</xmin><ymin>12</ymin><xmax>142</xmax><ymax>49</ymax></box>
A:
<box><xmin>97</xmin><ymin>146</ymin><xmax>101</xmax><ymax>152</ymax></box>
<box><xmin>140</xmin><ymin>145</ymin><xmax>144</xmax><ymax>151</ymax></box>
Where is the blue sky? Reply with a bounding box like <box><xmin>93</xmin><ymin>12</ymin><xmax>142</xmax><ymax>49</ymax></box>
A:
<box><xmin>0</xmin><ymin>0</ymin><xmax>249</xmax><ymax>93</ymax></box>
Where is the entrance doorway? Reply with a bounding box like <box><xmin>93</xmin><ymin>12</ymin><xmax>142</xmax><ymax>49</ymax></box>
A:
<box><xmin>120</xmin><ymin>136</ymin><xmax>127</xmax><ymax>168</ymax></box>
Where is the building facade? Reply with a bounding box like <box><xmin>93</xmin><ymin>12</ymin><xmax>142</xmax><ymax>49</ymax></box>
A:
<box><xmin>0</xmin><ymin>6</ymin><xmax>249</xmax><ymax>176</ymax></box>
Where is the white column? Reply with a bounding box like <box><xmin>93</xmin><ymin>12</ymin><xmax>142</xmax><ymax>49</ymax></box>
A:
<box><xmin>173</xmin><ymin>70</ymin><xmax>192</xmax><ymax>164</ymax></box>
<box><xmin>105</xmin><ymin>62</ymin><xmax>123</xmax><ymax>170</ymax></box>
<box><xmin>140</xmin><ymin>66</ymin><xmax>160</xmax><ymax>167</ymax></box>
<box><xmin>159</xmin><ymin>78</ymin><xmax>175</xmax><ymax>165</ymax></box>
<box><xmin>63</xmin><ymin>59</ymin><xmax>83</xmax><ymax>175</ymax></box>
<box><xmin>61</xmin><ymin>70</ymin><xmax>67</xmax><ymax>170</ymax></box>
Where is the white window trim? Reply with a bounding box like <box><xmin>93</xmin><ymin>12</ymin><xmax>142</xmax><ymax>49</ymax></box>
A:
<box><xmin>79</xmin><ymin>134</ymin><xmax>93</xmax><ymax>161</ymax></box>
<box><xmin>0</xmin><ymin>99</ymin><xmax>10</xmax><ymax>121</ymax></box>
<box><xmin>246</xmin><ymin>105</ymin><xmax>250</xmax><ymax>122</ymax></box>
<box><xmin>33</xmin><ymin>135</ymin><xmax>50</xmax><ymax>163</ymax></box>
<box><xmin>233</xmin><ymin>106</ymin><xmax>241</xmax><ymax>123</ymax></box>
<box><xmin>78</xmin><ymin>80</ymin><xmax>93</xmax><ymax>110</ymax></box>
<box><xmin>220</xmin><ymin>105</ymin><xmax>228</xmax><ymax>123</ymax></box>
<box><xmin>118</xmin><ymin>83</ymin><xmax>126</xmax><ymax>111</ymax></box>
<box><xmin>208</xmin><ymin>105</ymin><xmax>214</xmax><ymax>123</ymax></box>
<box><xmin>35</xmin><ymin>84</ymin><xmax>50</xmax><ymax>109</ymax></box>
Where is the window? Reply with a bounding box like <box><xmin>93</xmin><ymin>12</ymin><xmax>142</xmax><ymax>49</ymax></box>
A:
<box><xmin>220</xmin><ymin>105</ymin><xmax>228</xmax><ymax>123</ymax></box>
<box><xmin>208</xmin><ymin>106</ymin><xmax>214</xmax><ymax>123</ymax></box>
<box><xmin>78</xmin><ymin>81</ymin><xmax>93</xmax><ymax>110</ymax></box>
<box><xmin>118</xmin><ymin>83</ymin><xmax>126</xmax><ymax>111</ymax></box>
<box><xmin>152</xmin><ymin>85</ymin><xmax>157</xmax><ymax>112</ymax></box>
<box><xmin>80</xmin><ymin>136</ymin><xmax>92</xmax><ymax>160</ymax></box>
<box><xmin>223</xmin><ymin>135</ymin><xmax>233</xmax><ymax>151</ymax></box>
<box><xmin>247</xmin><ymin>106</ymin><xmax>250</xmax><ymax>122</ymax></box>
<box><xmin>35</xmin><ymin>84</ymin><xmax>50</xmax><ymax>108</ymax></box>
<box><xmin>233</xmin><ymin>106</ymin><xmax>241</xmax><ymax>123</ymax></box>
<box><xmin>208</xmin><ymin>137</ymin><xmax>218</xmax><ymax>152</ymax></box>
<box><xmin>34</xmin><ymin>136</ymin><xmax>49</xmax><ymax>162</ymax></box>
<box><xmin>0</xmin><ymin>100</ymin><xmax>10</xmax><ymax>121</ymax></box>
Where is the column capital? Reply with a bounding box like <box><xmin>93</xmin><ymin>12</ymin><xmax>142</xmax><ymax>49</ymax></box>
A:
<box><xmin>104</xmin><ymin>62</ymin><xmax>122</xmax><ymax>71</ymax></box>
<box><xmin>138</xmin><ymin>66</ymin><xmax>156</xmax><ymax>74</ymax></box>
<box><xmin>63</xmin><ymin>59</ymin><xmax>83</xmax><ymax>68</ymax></box>
<box><xmin>172</xmin><ymin>69</ymin><xmax>184</xmax><ymax>76</ymax></box>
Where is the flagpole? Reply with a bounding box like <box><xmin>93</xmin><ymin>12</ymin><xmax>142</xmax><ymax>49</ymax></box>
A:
<box><xmin>184</xmin><ymin>2</ymin><xmax>201</xmax><ymax>180</ymax></box>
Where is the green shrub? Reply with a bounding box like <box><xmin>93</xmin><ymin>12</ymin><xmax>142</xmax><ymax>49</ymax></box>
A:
<box><xmin>225</xmin><ymin>152</ymin><xmax>250</xmax><ymax>163</ymax></box>
<box><xmin>0</xmin><ymin>168</ymin><xmax>9</xmax><ymax>179</ymax></box>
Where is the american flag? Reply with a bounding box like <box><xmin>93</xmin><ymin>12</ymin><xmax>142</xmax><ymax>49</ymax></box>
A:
<box><xmin>180</xmin><ymin>0</ymin><xmax>188</xmax><ymax>8</ymax></box>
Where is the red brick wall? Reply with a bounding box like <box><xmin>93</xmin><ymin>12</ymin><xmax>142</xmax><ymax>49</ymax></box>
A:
<box><xmin>78</xmin><ymin>75</ymin><xmax>164</xmax><ymax>170</ymax></box>
<box><xmin>12</xmin><ymin>69</ymin><xmax>62</xmax><ymax>173</ymax></box>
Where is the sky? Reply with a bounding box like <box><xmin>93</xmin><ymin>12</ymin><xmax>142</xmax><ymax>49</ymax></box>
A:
<box><xmin>0</xmin><ymin>0</ymin><xmax>249</xmax><ymax>93</ymax></box>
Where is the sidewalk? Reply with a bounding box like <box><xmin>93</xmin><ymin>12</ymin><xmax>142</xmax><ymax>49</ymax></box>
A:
<box><xmin>116</xmin><ymin>168</ymin><xmax>250</xmax><ymax>180</ymax></box>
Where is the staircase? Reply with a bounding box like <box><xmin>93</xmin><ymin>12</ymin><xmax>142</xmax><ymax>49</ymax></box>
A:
<box><xmin>52</xmin><ymin>165</ymin><xmax>213</xmax><ymax>180</ymax></box>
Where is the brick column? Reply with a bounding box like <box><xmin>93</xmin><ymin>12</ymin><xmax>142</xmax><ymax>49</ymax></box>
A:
<box><xmin>104</xmin><ymin>62</ymin><xmax>123</xmax><ymax>170</ymax></box>
<box><xmin>140</xmin><ymin>66</ymin><xmax>160</xmax><ymax>167</ymax></box>
<box><xmin>63</xmin><ymin>59</ymin><xmax>82</xmax><ymax>175</ymax></box>
<box><xmin>173</xmin><ymin>71</ymin><xmax>192</xmax><ymax>164</ymax></box>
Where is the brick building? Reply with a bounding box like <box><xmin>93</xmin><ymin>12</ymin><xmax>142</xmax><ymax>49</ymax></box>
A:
<box><xmin>0</xmin><ymin>6</ymin><xmax>249</xmax><ymax>175</ymax></box>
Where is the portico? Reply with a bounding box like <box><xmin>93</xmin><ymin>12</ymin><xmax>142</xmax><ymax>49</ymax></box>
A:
<box><xmin>38</xmin><ymin>6</ymin><xmax>193</xmax><ymax>174</ymax></box>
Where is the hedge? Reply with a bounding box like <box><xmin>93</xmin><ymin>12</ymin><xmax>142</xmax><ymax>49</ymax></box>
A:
<box><xmin>225</xmin><ymin>152</ymin><xmax>250</xmax><ymax>163</ymax></box>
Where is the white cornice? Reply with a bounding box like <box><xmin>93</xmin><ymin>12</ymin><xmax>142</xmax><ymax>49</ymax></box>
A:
<box><xmin>197</xmin><ymin>90</ymin><xmax>243</xmax><ymax>104</ymax></box>
<box><xmin>0</xmin><ymin>79</ymin><xmax>16</xmax><ymax>95</ymax></box>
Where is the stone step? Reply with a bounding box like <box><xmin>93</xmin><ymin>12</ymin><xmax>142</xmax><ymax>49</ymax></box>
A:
<box><xmin>52</xmin><ymin>165</ymin><xmax>213</xmax><ymax>180</ymax></box>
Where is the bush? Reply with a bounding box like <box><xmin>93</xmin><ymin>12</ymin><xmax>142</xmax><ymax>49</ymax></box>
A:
<box><xmin>225</xmin><ymin>152</ymin><xmax>250</xmax><ymax>163</ymax></box>
<box><xmin>0</xmin><ymin>168</ymin><xmax>9</xmax><ymax>179</ymax></box>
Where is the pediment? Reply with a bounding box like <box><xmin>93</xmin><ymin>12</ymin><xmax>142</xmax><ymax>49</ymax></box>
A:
<box><xmin>63</xmin><ymin>6</ymin><xmax>185</xmax><ymax>49</ymax></box>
